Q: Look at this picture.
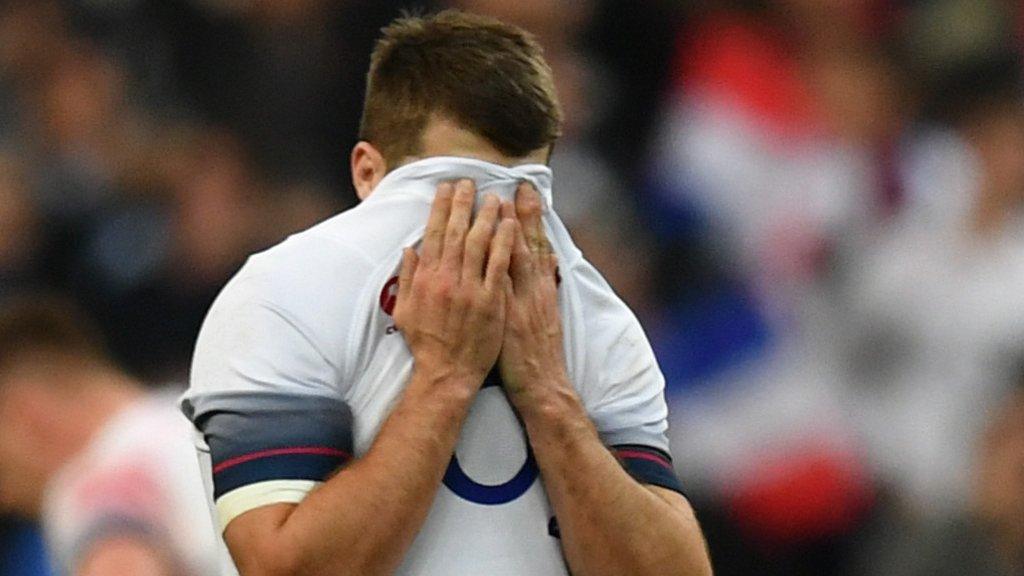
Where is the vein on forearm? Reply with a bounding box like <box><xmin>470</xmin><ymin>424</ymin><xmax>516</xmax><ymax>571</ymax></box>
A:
<box><xmin>265</xmin><ymin>372</ymin><xmax>475</xmax><ymax>575</ymax></box>
<box><xmin>521</xmin><ymin>386</ymin><xmax>709</xmax><ymax>576</ymax></box>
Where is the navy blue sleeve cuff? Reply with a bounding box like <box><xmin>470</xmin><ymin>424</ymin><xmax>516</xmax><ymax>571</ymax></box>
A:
<box><xmin>611</xmin><ymin>444</ymin><xmax>686</xmax><ymax>496</ymax></box>
<box><xmin>193</xmin><ymin>394</ymin><xmax>354</xmax><ymax>499</ymax></box>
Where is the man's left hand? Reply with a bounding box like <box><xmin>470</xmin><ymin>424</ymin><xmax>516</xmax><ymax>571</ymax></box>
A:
<box><xmin>498</xmin><ymin>183</ymin><xmax>574</xmax><ymax>418</ymax></box>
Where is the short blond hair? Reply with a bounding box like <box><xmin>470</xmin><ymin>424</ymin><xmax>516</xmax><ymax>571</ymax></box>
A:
<box><xmin>359</xmin><ymin>10</ymin><xmax>563</xmax><ymax>166</ymax></box>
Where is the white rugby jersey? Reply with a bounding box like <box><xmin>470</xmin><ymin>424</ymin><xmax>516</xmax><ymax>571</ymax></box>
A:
<box><xmin>43</xmin><ymin>391</ymin><xmax>219</xmax><ymax>576</ymax></box>
<box><xmin>182</xmin><ymin>156</ymin><xmax>682</xmax><ymax>576</ymax></box>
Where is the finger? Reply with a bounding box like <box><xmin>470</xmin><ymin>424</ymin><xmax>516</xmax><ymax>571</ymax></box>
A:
<box><xmin>500</xmin><ymin>198</ymin><xmax>516</xmax><ymax>220</ymax></box>
<box><xmin>515</xmin><ymin>182</ymin><xmax>548</xmax><ymax>256</ymax></box>
<box><xmin>442</xmin><ymin>179</ymin><xmax>475</xmax><ymax>271</ymax></box>
<box><xmin>421</xmin><ymin>182</ymin><xmax>454</xmax><ymax>265</ymax></box>
<box><xmin>508</xmin><ymin>219</ymin><xmax>533</xmax><ymax>290</ymax></box>
<box><xmin>463</xmin><ymin>194</ymin><xmax>500</xmax><ymax>282</ymax></box>
<box><xmin>397</xmin><ymin>247</ymin><xmax>418</xmax><ymax>304</ymax></box>
<box><xmin>485</xmin><ymin>216</ymin><xmax>516</xmax><ymax>293</ymax></box>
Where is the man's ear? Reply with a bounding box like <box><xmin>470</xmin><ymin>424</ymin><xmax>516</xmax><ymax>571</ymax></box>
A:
<box><xmin>351</xmin><ymin>142</ymin><xmax>388</xmax><ymax>201</ymax></box>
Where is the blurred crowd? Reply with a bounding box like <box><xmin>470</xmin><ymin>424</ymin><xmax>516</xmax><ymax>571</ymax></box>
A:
<box><xmin>1</xmin><ymin>1</ymin><xmax>1023</xmax><ymax>575</ymax></box>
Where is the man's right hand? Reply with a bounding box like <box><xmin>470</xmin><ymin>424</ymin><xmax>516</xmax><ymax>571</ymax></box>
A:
<box><xmin>393</xmin><ymin>179</ymin><xmax>516</xmax><ymax>392</ymax></box>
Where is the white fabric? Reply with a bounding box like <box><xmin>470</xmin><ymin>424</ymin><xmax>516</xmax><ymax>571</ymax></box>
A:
<box><xmin>184</xmin><ymin>156</ymin><xmax>671</xmax><ymax>575</ymax></box>
<box><xmin>42</xmin><ymin>391</ymin><xmax>219</xmax><ymax>576</ymax></box>
<box><xmin>216</xmin><ymin>480</ymin><xmax>320</xmax><ymax>532</ymax></box>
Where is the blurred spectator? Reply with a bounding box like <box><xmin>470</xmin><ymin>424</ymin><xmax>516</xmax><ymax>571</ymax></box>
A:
<box><xmin>70</xmin><ymin>121</ymin><xmax>339</xmax><ymax>381</ymax></box>
<box><xmin>145</xmin><ymin>0</ymin><xmax>419</xmax><ymax>195</ymax></box>
<box><xmin>651</xmin><ymin>0</ymin><xmax>894</xmax><ymax>549</ymax></box>
<box><xmin>0</xmin><ymin>295</ymin><xmax>219</xmax><ymax>575</ymax></box>
<box><xmin>855</xmin><ymin>368</ymin><xmax>1024</xmax><ymax>576</ymax></box>
<box><xmin>842</xmin><ymin>86</ymin><xmax>1024</xmax><ymax>520</ymax></box>
<box><xmin>0</xmin><ymin>153</ymin><xmax>44</xmax><ymax>294</ymax></box>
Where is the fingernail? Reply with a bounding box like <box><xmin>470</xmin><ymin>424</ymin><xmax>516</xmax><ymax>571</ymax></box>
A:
<box><xmin>484</xmin><ymin>194</ymin><xmax>499</xmax><ymax>207</ymax></box>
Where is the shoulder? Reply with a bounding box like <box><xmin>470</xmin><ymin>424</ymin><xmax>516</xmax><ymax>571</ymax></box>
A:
<box><xmin>197</xmin><ymin>214</ymin><xmax>380</xmax><ymax>354</ymax></box>
<box><xmin>215</xmin><ymin>199</ymin><xmax>421</xmax><ymax>326</ymax></box>
<box><xmin>188</xmin><ymin>202</ymin><xmax>420</xmax><ymax>403</ymax></box>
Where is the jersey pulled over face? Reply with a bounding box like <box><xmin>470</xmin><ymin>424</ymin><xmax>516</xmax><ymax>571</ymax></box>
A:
<box><xmin>182</xmin><ymin>157</ymin><xmax>683</xmax><ymax>576</ymax></box>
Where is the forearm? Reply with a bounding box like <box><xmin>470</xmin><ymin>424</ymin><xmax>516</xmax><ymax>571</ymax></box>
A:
<box><xmin>522</xmin><ymin>385</ymin><xmax>711</xmax><ymax>576</ymax></box>
<box><xmin>244</xmin><ymin>369</ymin><xmax>475</xmax><ymax>576</ymax></box>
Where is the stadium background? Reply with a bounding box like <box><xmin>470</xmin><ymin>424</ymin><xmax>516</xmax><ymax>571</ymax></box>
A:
<box><xmin>2</xmin><ymin>1</ymin><xmax>1023</xmax><ymax>575</ymax></box>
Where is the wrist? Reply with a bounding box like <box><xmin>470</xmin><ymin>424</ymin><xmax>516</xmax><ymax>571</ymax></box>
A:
<box><xmin>520</xmin><ymin>387</ymin><xmax>596</xmax><ymax>454</ymax></box>
<box><xmin>513</xmin><ymin>374</ymin><xmax>584</xmax><ymax>426</ymax></box>
<box><xmin>408</xmin><ymin>361</ymin><xmax>485</xmax><ymax>402</ymax></box>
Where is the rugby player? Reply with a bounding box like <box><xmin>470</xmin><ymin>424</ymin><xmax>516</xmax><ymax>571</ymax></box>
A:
<box><xmin>0</xmin><ymin>296</ymin><xmax>218</xmax><ymax>576</ymax></box>
<box><xmin>183</xmin><ymin>10</ymin><xmax>712</xmax><ymax>575</ymax></box>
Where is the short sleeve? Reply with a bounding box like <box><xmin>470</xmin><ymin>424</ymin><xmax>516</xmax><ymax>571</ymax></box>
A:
<box><xmin>182</xmin><ymin>286</ymin><xmax>354</xmax><ymax>531</ymax></box>
<box><xmin>574</xmin><ymin>261</ymin><xmax>684</xmax><ymax>494</ymax></box>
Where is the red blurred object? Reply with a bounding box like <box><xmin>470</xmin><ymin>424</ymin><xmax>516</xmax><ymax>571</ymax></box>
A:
<box><xmin>726</xmin><ymin>443</ymin><xmax>875</xmax><ymax>547</ymax></box>
<box><xmin>675</xmin><ymin>15</ymin><xmax>825</xmax><ymax>139</ymax></box>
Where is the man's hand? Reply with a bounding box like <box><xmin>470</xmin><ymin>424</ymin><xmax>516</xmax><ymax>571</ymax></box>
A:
<box><xmin>498</xmin><ymin>183</ymin><xmax>573</xmax><ymax>416</ymax></box>
<box><xmin>394</xmin><ymin>179</ymin><xmax>516</xmax><ymax>392</ymax></box>
<box><xmin>495</xmin><ymin>184</ymin><xmax>713</xmax><ymax>576</ymax></box>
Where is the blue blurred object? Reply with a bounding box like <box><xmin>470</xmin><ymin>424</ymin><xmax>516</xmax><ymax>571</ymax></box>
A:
<box><xmin>0</xmin><ymin>520</ymin><xmax>53</xmax><ymax>576</ymax></box>
<box><xmin>650</xmin><ymin>283</ymin><xmax>771</xmax><ymax>394</ymax></box>
<box><xmin>637</xmin><ymin>173</ymin><xmax>706</xmax><ymax>243</ymax></box>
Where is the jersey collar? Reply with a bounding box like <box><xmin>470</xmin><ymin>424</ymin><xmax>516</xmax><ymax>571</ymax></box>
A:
<box><xmin>371</xmin><ymin>156</ymin><xmax>554</xmax><ymax>210</ymax></box>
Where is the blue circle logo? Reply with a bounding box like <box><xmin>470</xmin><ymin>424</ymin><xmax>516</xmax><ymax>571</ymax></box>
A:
<box><xmin>443</xmin><ymin>451</ymin><xmax>538</xmax><ymax>505</ymax></box>
<box><xmin>442</xmin><ymin>372</ymin><xmax>538</xmax><ymax>505</ymax></box>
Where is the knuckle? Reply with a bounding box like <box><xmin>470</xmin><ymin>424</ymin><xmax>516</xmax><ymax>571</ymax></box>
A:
<box><xmin>445</xmin><ymin>227</ymin><xmax>467</xmax><ymax>244</ymax></box>
<box><xmin>453</xmin><ymin>288</ymin><xmax>472</xmax><ymax>307</ymax></box>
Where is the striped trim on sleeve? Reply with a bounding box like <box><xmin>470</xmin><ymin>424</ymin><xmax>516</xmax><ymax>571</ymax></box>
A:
<box><xmin>611</xmin><ymin>444</ymin><xmax>685</xmax><ymax>495</ymax></box>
